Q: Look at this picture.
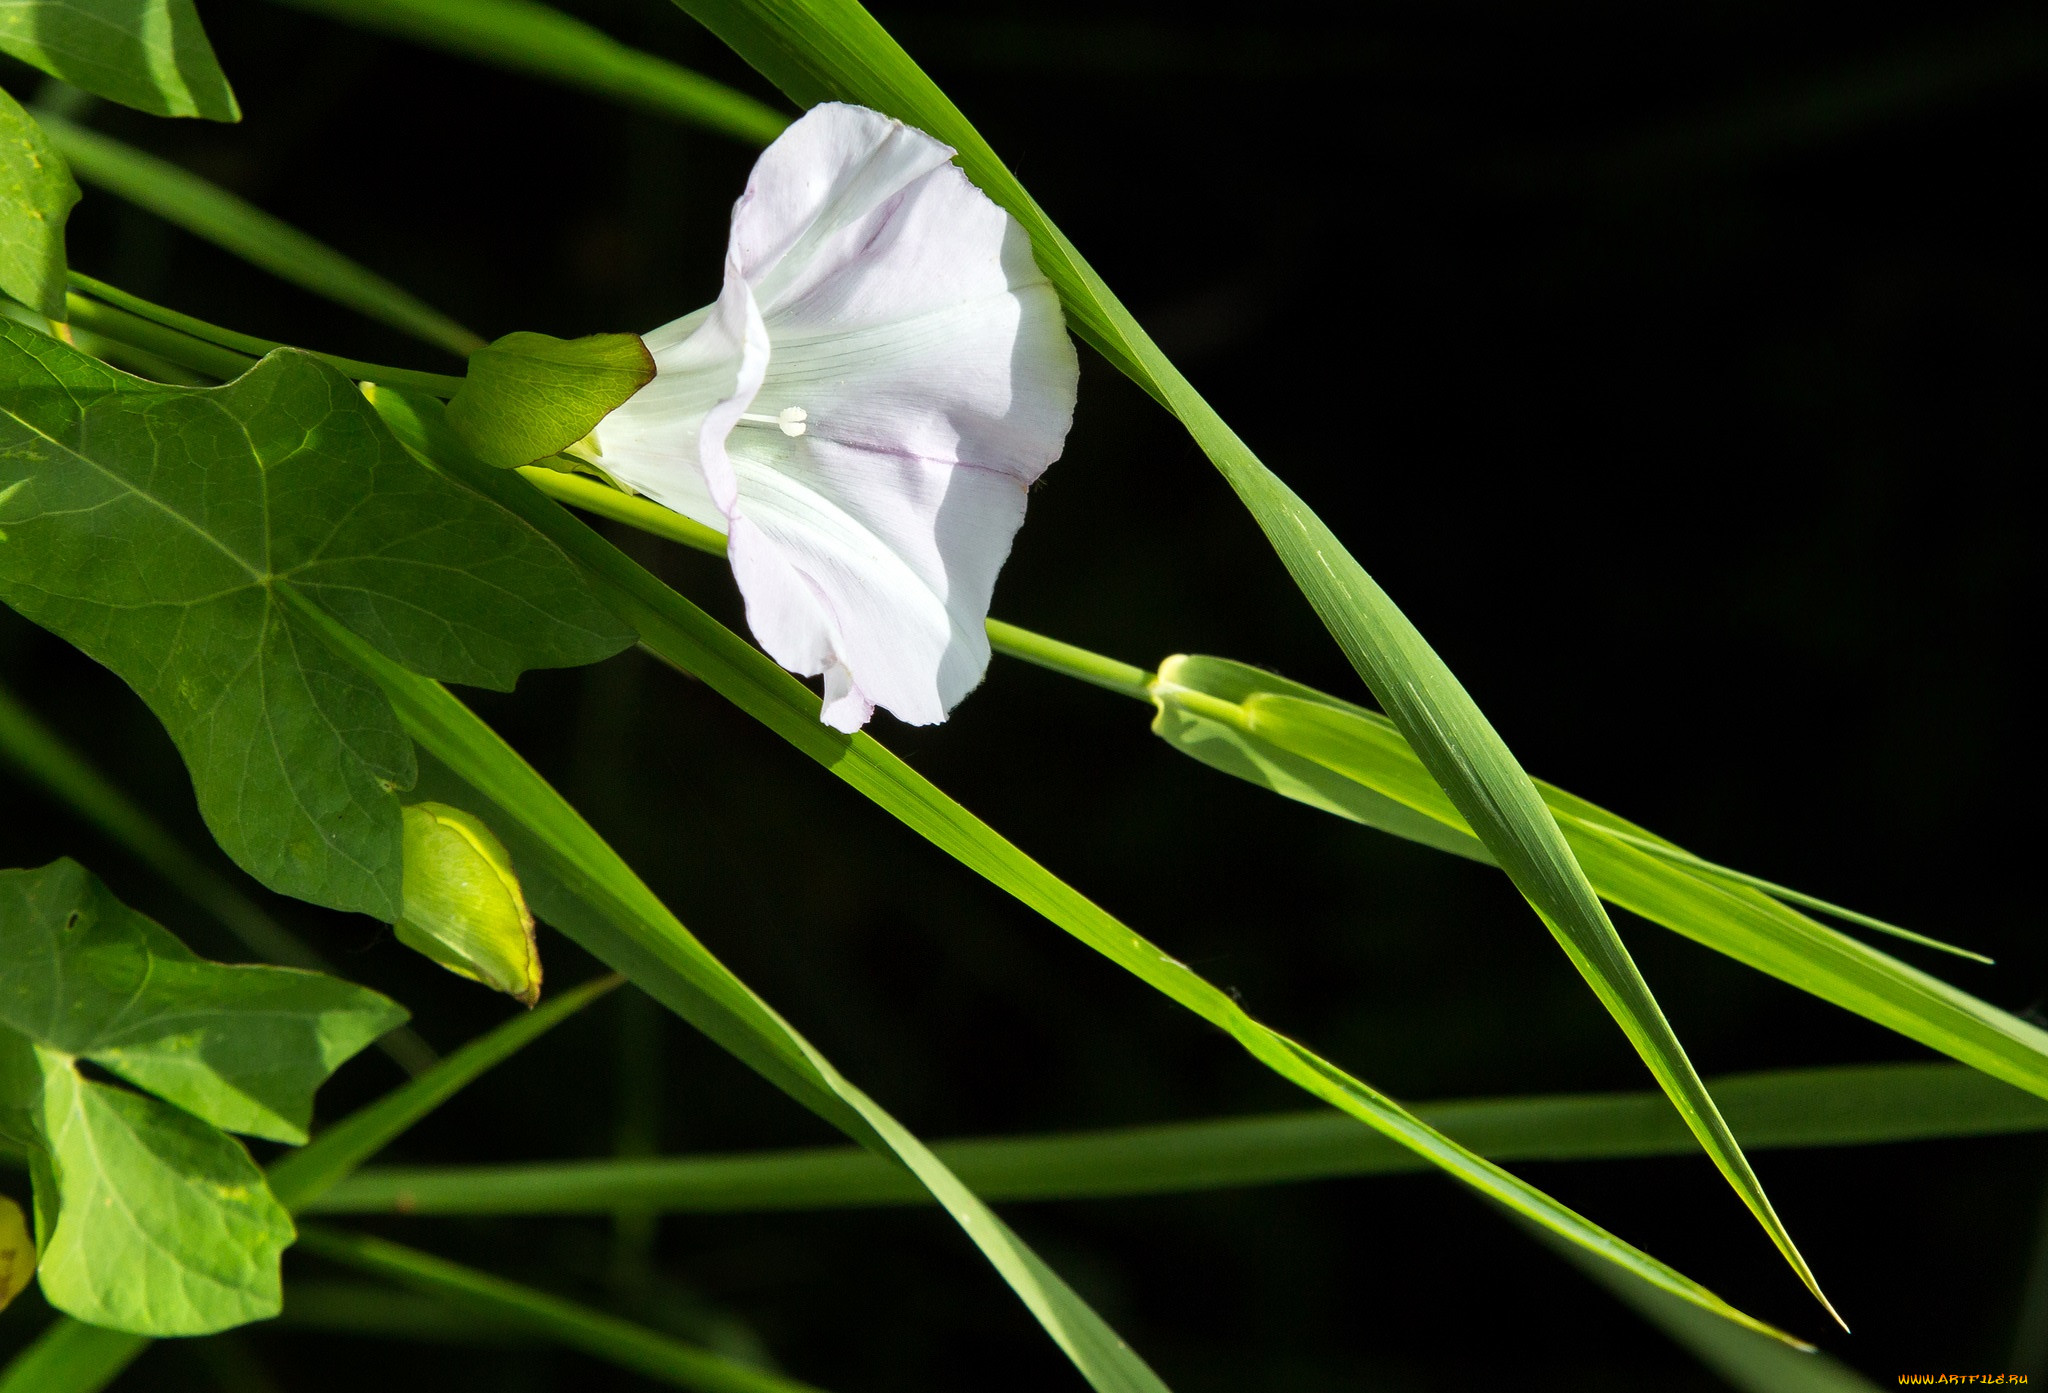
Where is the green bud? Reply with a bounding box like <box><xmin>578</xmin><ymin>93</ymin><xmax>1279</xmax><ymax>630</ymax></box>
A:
<box><xmin>1</xmin><ymin>1194</ymin><xmax>34</xmax><ymax>1311</ymax></box>
<box><xmin>395</xmin><ymin>803</ymin><xmax>541</xmax><ymax>1007</ymax></box>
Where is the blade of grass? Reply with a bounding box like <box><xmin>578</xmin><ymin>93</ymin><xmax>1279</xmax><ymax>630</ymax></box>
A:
<box><xmin>1201</xmin><ymin>682</ymin><xmax>2048</xmax><ymax>1105</ymax></box>
<box><xmin>276</xmin><ymin>595</ymin><xmax>1180</xmax><ymax>1393</ymax></box>
<box><xmin>0</xmin><ymin>975</ymin><xmax>618</xmax><ymax>1393</ymax></box>
<box><xmin>306</xmin><ymin>1062</ymin><xmax>2048</xmax><ymax>1215</ymax></box>
<box><xmin>67</xmin><ymin>273</ymin><xmax>468</xmax><ymax>396</ymax></box>
<box><xmin>294</xmin><ymin>1228</ymin><xmax>823</xmax><ymax>1393</ymax></box>
<box><xmin>364</xmin><ymin>391</ymin><xmax>1804</xmax><ymax>1349</ymax></box>
<box><xmin>1536</xmin><ymin>1225</ymin><xmax>1883</xmax><ymax>1392</ymax></box>
<box><xmin>32</xmin><ymin>113</ymin><xmax>483</xmax><ymax>357</ymax></box>
<box><xmin>483</xmin><ymin>0</ymin><xmax>1828</xmax><ymax>1314</ymax></box>
<box><xmin>265</xmin><ymin>0</ymin><xmax>788</xmax><ymax>144</ymax></box>
<box><xmin>0</xmin><ymin>675</ymin><xmax>440</xmax><ymax>1077</ymax></box>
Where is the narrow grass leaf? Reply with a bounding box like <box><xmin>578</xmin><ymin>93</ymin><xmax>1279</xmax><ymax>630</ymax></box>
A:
<box><xmin>1156</xmin><ymin>666</ymin><xmax>2048</xmax><ymax>1105</ymax></box>
<box><xmin>296</xmin><ymin>1227</ymin><xmax>824</xmax><ymax>1393</ymax></box>
<box><xmin>640</xmin><ymin>0</ymin><xmax>1830</xmax><ymax>1316</ymax></box>
<box><xmin>265</xmin><ymin>0</ymin><xmax>788</xmax><ymax>144</ymax></box>
<box><xmin>279</xmin><ymin>581</ymin><xmax>1177</xmax><ymax>1392</ymax></box>
<box><xmin>308</xmin><ymin>1062</ymin><xmax>2048</xmax><ymax>1215</ymax></box>
<box><xmin>33</xmin><ymin>114</ymin><xmax>480</xmax><ymax>355</ymax></box>
<box><xmin>364</xmin><ymin>396</ymin><xmax>1801</xmax><ymax>1348</ymax></box>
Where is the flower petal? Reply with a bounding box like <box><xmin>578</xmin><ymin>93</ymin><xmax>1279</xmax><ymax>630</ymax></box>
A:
<box><xmin>595</xmin><ymin>102</ymin><xmax>1078</xmax><ymax>731</ymax></box>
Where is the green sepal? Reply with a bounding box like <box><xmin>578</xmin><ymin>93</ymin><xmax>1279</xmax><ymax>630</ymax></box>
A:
<box><xmin>396</xmin><ymin>802</ymin><xmax>542</xmax><ymax>1006</ymax></box>
<box><xmin>446</xmin><ymin>330</ymin><xmax>654</xmax><ymax>469</ymax></box>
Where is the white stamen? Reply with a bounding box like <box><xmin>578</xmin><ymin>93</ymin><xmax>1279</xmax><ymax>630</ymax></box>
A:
<box><xmin>739</xmin><ymin>406</ymin><xmax>809</xmax><ymax>437</ymax></box>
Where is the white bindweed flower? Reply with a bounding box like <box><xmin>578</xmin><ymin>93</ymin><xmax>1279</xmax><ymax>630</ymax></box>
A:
<box><xmin>588</xmin><ymin>102</ymin><xmax>1080</xmax><ymax>732</ymax></box>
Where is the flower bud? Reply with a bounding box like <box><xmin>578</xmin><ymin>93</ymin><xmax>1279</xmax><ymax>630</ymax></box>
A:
<box><xmin>1</xmin><ymin>1194</ymin><xmax>34</xmax><ymax>1311</ymax></box>
<box><xmin>395</xmin><ymin>803</ymin><xmax>541</xmax><ymax>1007</ymax></box>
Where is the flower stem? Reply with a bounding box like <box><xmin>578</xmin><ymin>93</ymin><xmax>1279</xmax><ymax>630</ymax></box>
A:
<box><xmin>512</xmin><ymin>468</ymin><xmax>1155</xmax><ymax>704</ymax></box>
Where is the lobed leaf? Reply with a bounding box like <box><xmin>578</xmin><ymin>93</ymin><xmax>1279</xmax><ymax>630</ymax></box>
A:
<box><xmin>0</xmin><ymin>91</ymin><xmax>79</xmax><ymax>319</ymax></box>
<box><xmin>0</xmin><ymin>323</ymin><xmax>634</xmax><ymax>917</ymax></box>
<box><xmin>0</xmin><ymin>859</ymin><xmax>406</xmax><ymax>1143</ymax></box>
<box><xmin>0</xmin><ymin>0</ymin><xmax>237</xmax><ymax>120</ymax></box>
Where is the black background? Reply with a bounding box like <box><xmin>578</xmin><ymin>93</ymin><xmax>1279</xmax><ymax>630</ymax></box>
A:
<box><xmin>3</xmin><ymin>1</ymin><xmax>2044</xmax><ymax>1387</ymax></box>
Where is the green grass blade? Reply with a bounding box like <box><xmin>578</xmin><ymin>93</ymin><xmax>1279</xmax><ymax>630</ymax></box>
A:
<box><xmin>1538</xmin><ymin>1226</ymin><xmax>1882</xmax><ymax>1392</ymax></box>
<box><xmin>362</xmin><ymin>404</ymin><xmax>1801</xmax><ymax>1349</ymax></box>
<box><xmin>1188</xmin><ymin>678</ymin><xmax>2048</xmax><ymax>1106</ymax></box>
<box><xmin>282</xmin><ymin>589</ymin><xmax>1177</xmax><ymax>1393</ymax></box>
<box><xmin>0</xmin><ymin>675</ymin><xmax>439</xmax><ymax>1077</ymax></box>
<box><xmin>267</xmin><ymin>0</ymin><xmax>788</xmax><ymax>144</ymax></box>
<box><xmin>0</xmin><ymin>1324</ymin><xmax>149</xmax><ymax>1393</ymax></box>
<box><xmin>308</xmin><ymin>1062</ymin><xmax>2048</xmax><ymax>1216</ymax></box>
<box><xmin>33</xmin><ymin>114</ymin><xmax>483</xmax><ymax>356</ymax></box>
<box><xmin>294</xmin><ymin>1228</ymin><xmax>822</xmax><ymax>1393</ymax></box>
<box><xmin>659</xmin><ymin>0</ymin><xmax>1829</xmax><ymax>1319</ymax></box>
<box><xmin>68</xmin><ymin>273</ymin><xmax>468</xmax><ymax>397</ymax></box>
<box><xmin>0</xmin><ymin>979</ymin><xmax>614</xmax><ymax>1392</ymax></box>
<box><xmin>265</xmin><ymin>974</ymin><xmax>623</xmax><ymax>1211</ymax></box>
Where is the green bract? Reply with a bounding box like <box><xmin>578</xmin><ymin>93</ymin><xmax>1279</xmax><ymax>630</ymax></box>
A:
<box><xmin>0</xmin><ymin>323</ymin><xmax>635</xmax><ymax>918</ymax></box>
<box><xmin>446</xmin><ymin>330</ymin><xmax>654</xmax><ymax>469</ymax></box>
<box><xmin>396</xmin><ymin>801</ymin><xmax>541</xmax><ymax>1005</ymax></box>
<box><xmin>0</xmin><ymin>90</ymin><xmax>78</xmax><ymax>319</ymax></box>
<box><xmin>0</xmin><ymin>0</ymin><xmax>238</xmax><ymax>120</ymax></box>
<box><xmin>0</xmin><ymin>859</ymin><xmax>405</xmax><ymax>1334</ymax></box>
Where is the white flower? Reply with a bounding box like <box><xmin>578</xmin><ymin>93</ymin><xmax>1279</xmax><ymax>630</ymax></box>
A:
<box><xmin>588</xmin><ymin>102</ymin><xmax>1080</xmax><ymax>732</ymax></box>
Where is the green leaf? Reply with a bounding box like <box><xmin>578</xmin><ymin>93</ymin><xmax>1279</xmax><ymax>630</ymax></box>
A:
<box><xmin>0</xmin><ymin>322</ymin><xmax>634</xmax><ymax>917</ymax></box>
<box><xmin>0</xmin><ymin>858</ymin><xmax>399</xmax><ymax>1335</ymax></box>
<box><xmin>0</xmin><ymin>93</ymin><xmax>79</xmax><ymax>319</ymax></box>
<box><xmin>0</xmin><ymin>0</ymin><xmax>238</xmax><ymax>120</ymax></box>
<box><xmin>295</xmin><ymin>1227</ymin><xmax>826</xmax><ymax>1393</ymax></box>
<box><xmin>2</xmin><ymin>1032</ymin><xmax>294</xmax><ymax>1334</ymax></box>
<box><xmin>364</xmin><ymin>389</ymin><xmax>1804</xmax><ymax>1351</ymax></box>
<box><xmin>263</xmin><ymin>0</ymin><xmax>789</xmax><ymax>145</ymax></box>
<box><xmin>0</xmin><ymin>859</ymin><xmax>405</xmax><ymax>1142</ymax></box>
<box><xmin>308</xmin><ymin>1062</ymin><xmax>2048</xmax><ymax>1215</ymax></box>
<box><xmin>35</xmin><ymin>115</ymin><xmax>479</xmax><ymax>355</ymax></box>
<box><xmin>447</xmin><ymin>331</ymin><xmax>653</xmax><ymax>469</ymax></box>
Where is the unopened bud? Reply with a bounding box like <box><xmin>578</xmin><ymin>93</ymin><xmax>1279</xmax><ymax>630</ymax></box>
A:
<box><xmin>395</xmin><ymin>803</ymin><xmax>541</xmax><ymax>1007</ymax></box>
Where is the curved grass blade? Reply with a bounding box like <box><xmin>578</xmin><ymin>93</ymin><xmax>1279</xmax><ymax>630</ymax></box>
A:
<box><xmin>265</xmin><ymin>0</ymin><xmax>788</xmax><ymax>145</ymax></box>
<box><xmin>295</xmin><ymin>1227</ymin><xmax>823</xmax><ymax>1393</ymax></box>
<box><xmin>1537</xmin><ymin>1224</ymin><xmax>1882</xmax><ymax>1392</ymax></box>
<box><xmin>1186</xmin><ymin>677</ymin><xmax>2048</xmax><ymax>1105</ymax></box>
<box><xmin>0</xmin><ymin>1324</ymin><xmax>149</xmax><ymax>1393</ymax></box>
<box><xmin>0</xmin><ymin>975</ymin><xmax>623</xmax><ymax>1393</ymax></box>
<box><xmin>280</xmin><ymin>598</ymin><xmax>1177</xmax><ymax>1393</ymax></box>
<box><xmin>362</xmin><ymin>396</ymin><xmax>1802</xmax><ymax>1349</ymax></box>
<box><xmin>33</xmin><ymin>114</ymin><xmax>482</xmax><ymax>356</ymax></box>
<box><xmin>572</xmin><ymin>0</ymin><xmax>1832</xmax><ymax>1318</ymax></box>
<box><xmin>309</xmin><ymin>1062</ymin><xmax>2048</xmax><ymax>1216</ymax></box>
